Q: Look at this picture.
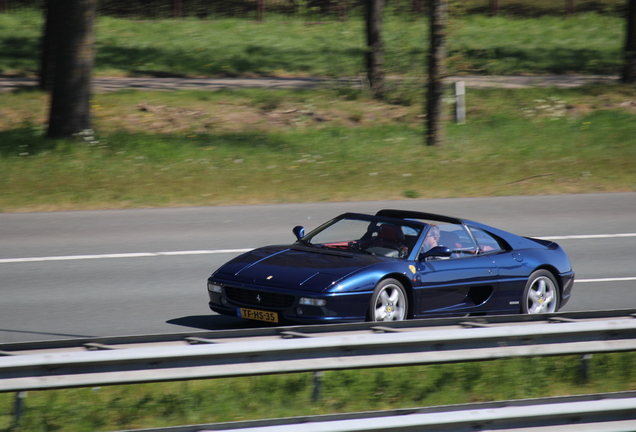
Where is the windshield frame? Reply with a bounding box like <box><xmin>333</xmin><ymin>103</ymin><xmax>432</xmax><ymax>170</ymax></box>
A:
<box><xmin>295</xmin><ymin>213</ymin><xmax>428</xmax><ymax>260</ymax></box>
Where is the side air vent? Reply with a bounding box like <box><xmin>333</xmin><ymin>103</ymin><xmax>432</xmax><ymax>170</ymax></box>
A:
<box><xmin>467</xmin><ymin>285</ymin><xmax>494</xmax><ymax>306</ymax></box>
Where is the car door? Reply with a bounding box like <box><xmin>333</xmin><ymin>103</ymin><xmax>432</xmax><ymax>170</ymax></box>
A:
<box><xmin>414</xmin><ymin>255</ymin><xmax>499</xmax><ymax>315</ymax></box>
<box><xmin>414</xmin><ymin>224</ymin><xmax>499</xmax><ymax>315</ymax></box>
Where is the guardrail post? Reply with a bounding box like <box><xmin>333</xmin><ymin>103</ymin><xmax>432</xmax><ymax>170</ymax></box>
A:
<box><xmin>580</xmin><ymin>354</ymin><xmax>593</xmax><ymax>383</ymax></box>
<box><xmin>312</xmin><ymin>371</ymin><xmax>324</xmax><ymax>402</ymax></box>
<box><xmin>13</xmin><ymin>391</ymin><xmax>27</xmax><ymax>429</ymax></box>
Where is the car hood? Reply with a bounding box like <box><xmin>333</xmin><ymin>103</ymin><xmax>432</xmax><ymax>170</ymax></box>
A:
<box><xmin>214</xmin><ymin>245</ymin><xmax>383</xmax><ymax>292</ymax></box>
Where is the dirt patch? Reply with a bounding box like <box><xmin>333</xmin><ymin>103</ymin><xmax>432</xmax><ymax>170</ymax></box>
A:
<box><xmin>115</xmin><ymin>99</ymin><xmax>419</xmax><ymax>134</ymax></box>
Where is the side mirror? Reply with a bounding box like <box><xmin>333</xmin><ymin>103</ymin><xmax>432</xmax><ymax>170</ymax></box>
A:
<box><xmin>293</xmin><ymin>226</ymin><xmax>305</xmax><ymax>240</ymax></box>
<box><xmin>418</xmin><ymin>246</ymin><xmax>452</xmax><ymax>261</ymax></box>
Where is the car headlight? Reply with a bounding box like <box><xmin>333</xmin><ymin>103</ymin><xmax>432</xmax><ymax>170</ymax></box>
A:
<box><xmin>208</xmin><ymin>282</ymin><xmax>223</xmax><ymax>293</ymax></box>
<box><xmin>299</xmin><ymin>297</ymin><xmax>326</xmax><ymax>307</ymax></box>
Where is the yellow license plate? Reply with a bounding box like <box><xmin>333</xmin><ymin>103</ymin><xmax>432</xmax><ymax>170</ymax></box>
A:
<box><xmin>238</xmin><ymin>308</ymin><xmax>279</xmax><ymax>323</ymax></box>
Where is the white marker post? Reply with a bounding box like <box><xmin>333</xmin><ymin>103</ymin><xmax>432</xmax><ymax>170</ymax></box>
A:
<box><xmin>455</xmin><ymin>81</ymin><xmax>466</xmax><ymax>124</ymax></box>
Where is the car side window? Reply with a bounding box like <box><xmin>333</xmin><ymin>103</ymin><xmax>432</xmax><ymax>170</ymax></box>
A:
<box><xmin>435</xmin><ymin>224</ymin><xmax>479</xmax><ymax>258</ymax></box>
<box><xmin>468</xmin><ymin>226</ymin><xmax>504</xmax><ymax>254</ymax></box>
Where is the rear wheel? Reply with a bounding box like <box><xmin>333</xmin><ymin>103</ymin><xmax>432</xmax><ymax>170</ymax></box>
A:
<box><xmin>368</xmin><ymin>278</ymin><xmax>408</xmax><ymax>321</ymax></box>
<box><xmin>521</xmin><ymin>270</ymin><xmax>560</xmax><ymax>314</ymax></box>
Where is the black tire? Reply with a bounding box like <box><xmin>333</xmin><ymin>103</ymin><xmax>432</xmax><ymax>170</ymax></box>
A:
<box><xmin>521</xmin><ymin>270</ymin><xmax>560</xmax><ymax>314</ymax></box>
<box><xmin>367</xmin><ymin>278</ymin><xmax>408</xmax><ymax>322</ymax></box>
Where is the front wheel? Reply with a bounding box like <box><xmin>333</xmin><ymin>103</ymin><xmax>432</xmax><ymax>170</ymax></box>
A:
<box><xmin>368</xmin><ymin>278</ymin><xmax>408</xmax><ymax>321</ymax></box>
<box><xmin>521</xmin><ymin>270</ymin><xmax>560</xmax><ymax>314</ymax></box>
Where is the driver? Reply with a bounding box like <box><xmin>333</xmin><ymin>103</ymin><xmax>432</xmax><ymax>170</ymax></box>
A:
<box><xmin>422</xmin><ymin>224</ymin><xmax>440</xmax><ymax>253</ymax></box>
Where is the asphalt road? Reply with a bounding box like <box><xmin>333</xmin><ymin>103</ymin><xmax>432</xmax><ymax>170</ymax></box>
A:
<box><xmin>1</xmin><ymin>192</ymin><xmax>635</xmax><ymax>344</ymax></box>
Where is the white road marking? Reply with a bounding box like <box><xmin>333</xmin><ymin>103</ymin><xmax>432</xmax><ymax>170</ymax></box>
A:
<box><xmin>1</xmin><ymin>232</ymin><xmax>635</xmax><ymax>270</ymax></box>
<box><xmin>575</xmin><ymin>277</ymin><xmax>636</xmax><ymax>283</ymax></box>
<box><xmin>542</xmin><ymin>233</ymin><xmax>636</xmax><ymax>240</ymax></box>
<box><xmin>0</xmin><ymin>249</ymin><xmax>254</xmax><ymax>264</ymax></box>
<box><xmin>0</xmin><ymin>249</ymin><xmax>634</xmax><ymax>283</ymax></box>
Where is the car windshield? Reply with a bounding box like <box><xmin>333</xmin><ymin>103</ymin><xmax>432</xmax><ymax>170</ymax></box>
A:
<box><xmin>297</xmin><ymin>216</ymin><xmax>423</xmax><ymax>259</ymax></box>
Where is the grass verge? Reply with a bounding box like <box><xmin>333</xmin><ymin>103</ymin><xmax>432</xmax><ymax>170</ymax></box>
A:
<box><xmin>1</xmin><ymin>84</ymin><xmax>635</xmax><ymax>212</ymax></box>
<box><xmin>0</xmin><ymin>11</ymin><xmax>624</xmax><ymax>77</ymax></box>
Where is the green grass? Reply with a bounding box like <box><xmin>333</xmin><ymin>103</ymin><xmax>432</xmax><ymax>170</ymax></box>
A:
<box><xmin>449</xmin><ymin>14</ymin><xmax>623</xmax><ymax>75</ymax></box>
<box><xmin>6</xmin><ymin>0</ymin><xmax>626</xmax><ymax>20</ymax></box>
<box><xmin>455</xmin><ymin>0</ymin><xmax>626</xmax><ymax>16</ymax></box>
<box><xmin>1</xmin><ymin>84</ymin><xmax>635</xmax><ymax>212</ymax></box>
<box><xmin>1</xmin><ymin>353</ymin><xmax>635</xmax><ymax>431</ymax></box>
<box><xmin>0</xmin><ymin>11</ymin><xmax>625</xmax><ymax>77</ymax></box>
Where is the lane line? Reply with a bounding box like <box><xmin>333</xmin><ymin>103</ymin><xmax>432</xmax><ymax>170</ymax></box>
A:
<box><xmin>1</xmin><ymin>249</ymin><xmax>635</xmax><ymax>283</ymax></box>
<box><xmin>542</xmin><ymin>233</ymin><xmax>636</xmax><ymax>240</ymax></box>
<box><xmin>575</xmin><ymin>277</ymin><xmax>636</xmax><ymax>283</ymax></box>
<box><xmin>0</xmin><ymin>249</ymin><xmax>254</xmax><ymax>264</ymax></box>
<box><xmin>1</xmin><ymin>233</ymin><xmax>635</xmax><ymax>265</ymax></box>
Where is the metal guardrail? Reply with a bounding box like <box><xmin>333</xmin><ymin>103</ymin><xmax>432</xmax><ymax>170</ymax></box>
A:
<box><xmin>117</xmin><ymin>391</ymin><xmax>636</xmax><ymax>432</ymax></box>
<box><xmin>3</xmin><ymin>308</ymin><xmax>636</xmax><ymax>353</ymax></box>
<box><xmin>3</xmin><ymin>310</ymin><xmax>636</xmax><ymax>432</ymax></box>
<box><xmin>2</xmin><ymin>310</ymin><xmax>636</xmax><ymax>393</ymax></box>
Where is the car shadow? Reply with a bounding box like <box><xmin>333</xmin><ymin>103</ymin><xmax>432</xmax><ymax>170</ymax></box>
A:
<box><xmin>167</xmin><ymin>315</ymin><xmax>279</xmax><ymax>331</ymax></box>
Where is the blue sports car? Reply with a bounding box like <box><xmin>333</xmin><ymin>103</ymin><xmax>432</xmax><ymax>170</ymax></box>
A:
<box><xmin>207</xmin><ymin>209</ymin><xmax>574</xmax><ymax>324</ymax></box>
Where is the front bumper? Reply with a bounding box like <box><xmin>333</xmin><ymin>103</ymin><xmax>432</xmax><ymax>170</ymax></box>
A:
<box><xmin>207</xmin><ymin>277</ymin><xmax>370</xmax><ymax>324</ymax></box>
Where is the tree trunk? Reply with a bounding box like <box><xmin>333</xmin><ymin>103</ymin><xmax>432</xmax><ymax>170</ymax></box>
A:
<box><xmin>623</xmin><ymin>0</ymin><xmax>636</xmax><ymax>83</ymax></box>
<box><xmin>39</xmin><ymin>0</ymin><xmax>63</xmax><ymax>92</ymax></box>
<box><xmin>257</xmin><ymin>0</ymin><xmax>265</xmax><ymax>21</ymax></box>
<box><xmin>365</xmin><ymin>0</ymin><xmax>385</xmax><ymax>99</ymax></box>
<box><xmin>0</xmin><ymin>0</ymin><xmax>8</xmax><ymax>13</ymax></box>
<box><xmin>47</xmin><ymin>0</ymin><xmax>96</xmax><ymax>139</ymax></box>
<box><xmin>174</xmin><ymin>0</ymin><xmax>183</xmax><ymax>18</ymax></box>
<box><xmin>338</xmin><ymin>0</ymin><xmax>347</xmax><ymax>22</ymax></box>
<box><xmin>491</xmin><ymin>0</ymin><xmax>499</xmax><ymax>16</ymax></box>
<box><xmin>566</xmin><ymin>0</ymin><xmax>575</xmax><ymax>15</ymax></box>
<box><xmin>413</xmin><ymin>0</ymin><xmax>424</xmax><ymax>14</ymax></box>
<box><xmin>426</xmin><ymin>0</ymin><xmax>447</xmax><ymax>146</ymax></box>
